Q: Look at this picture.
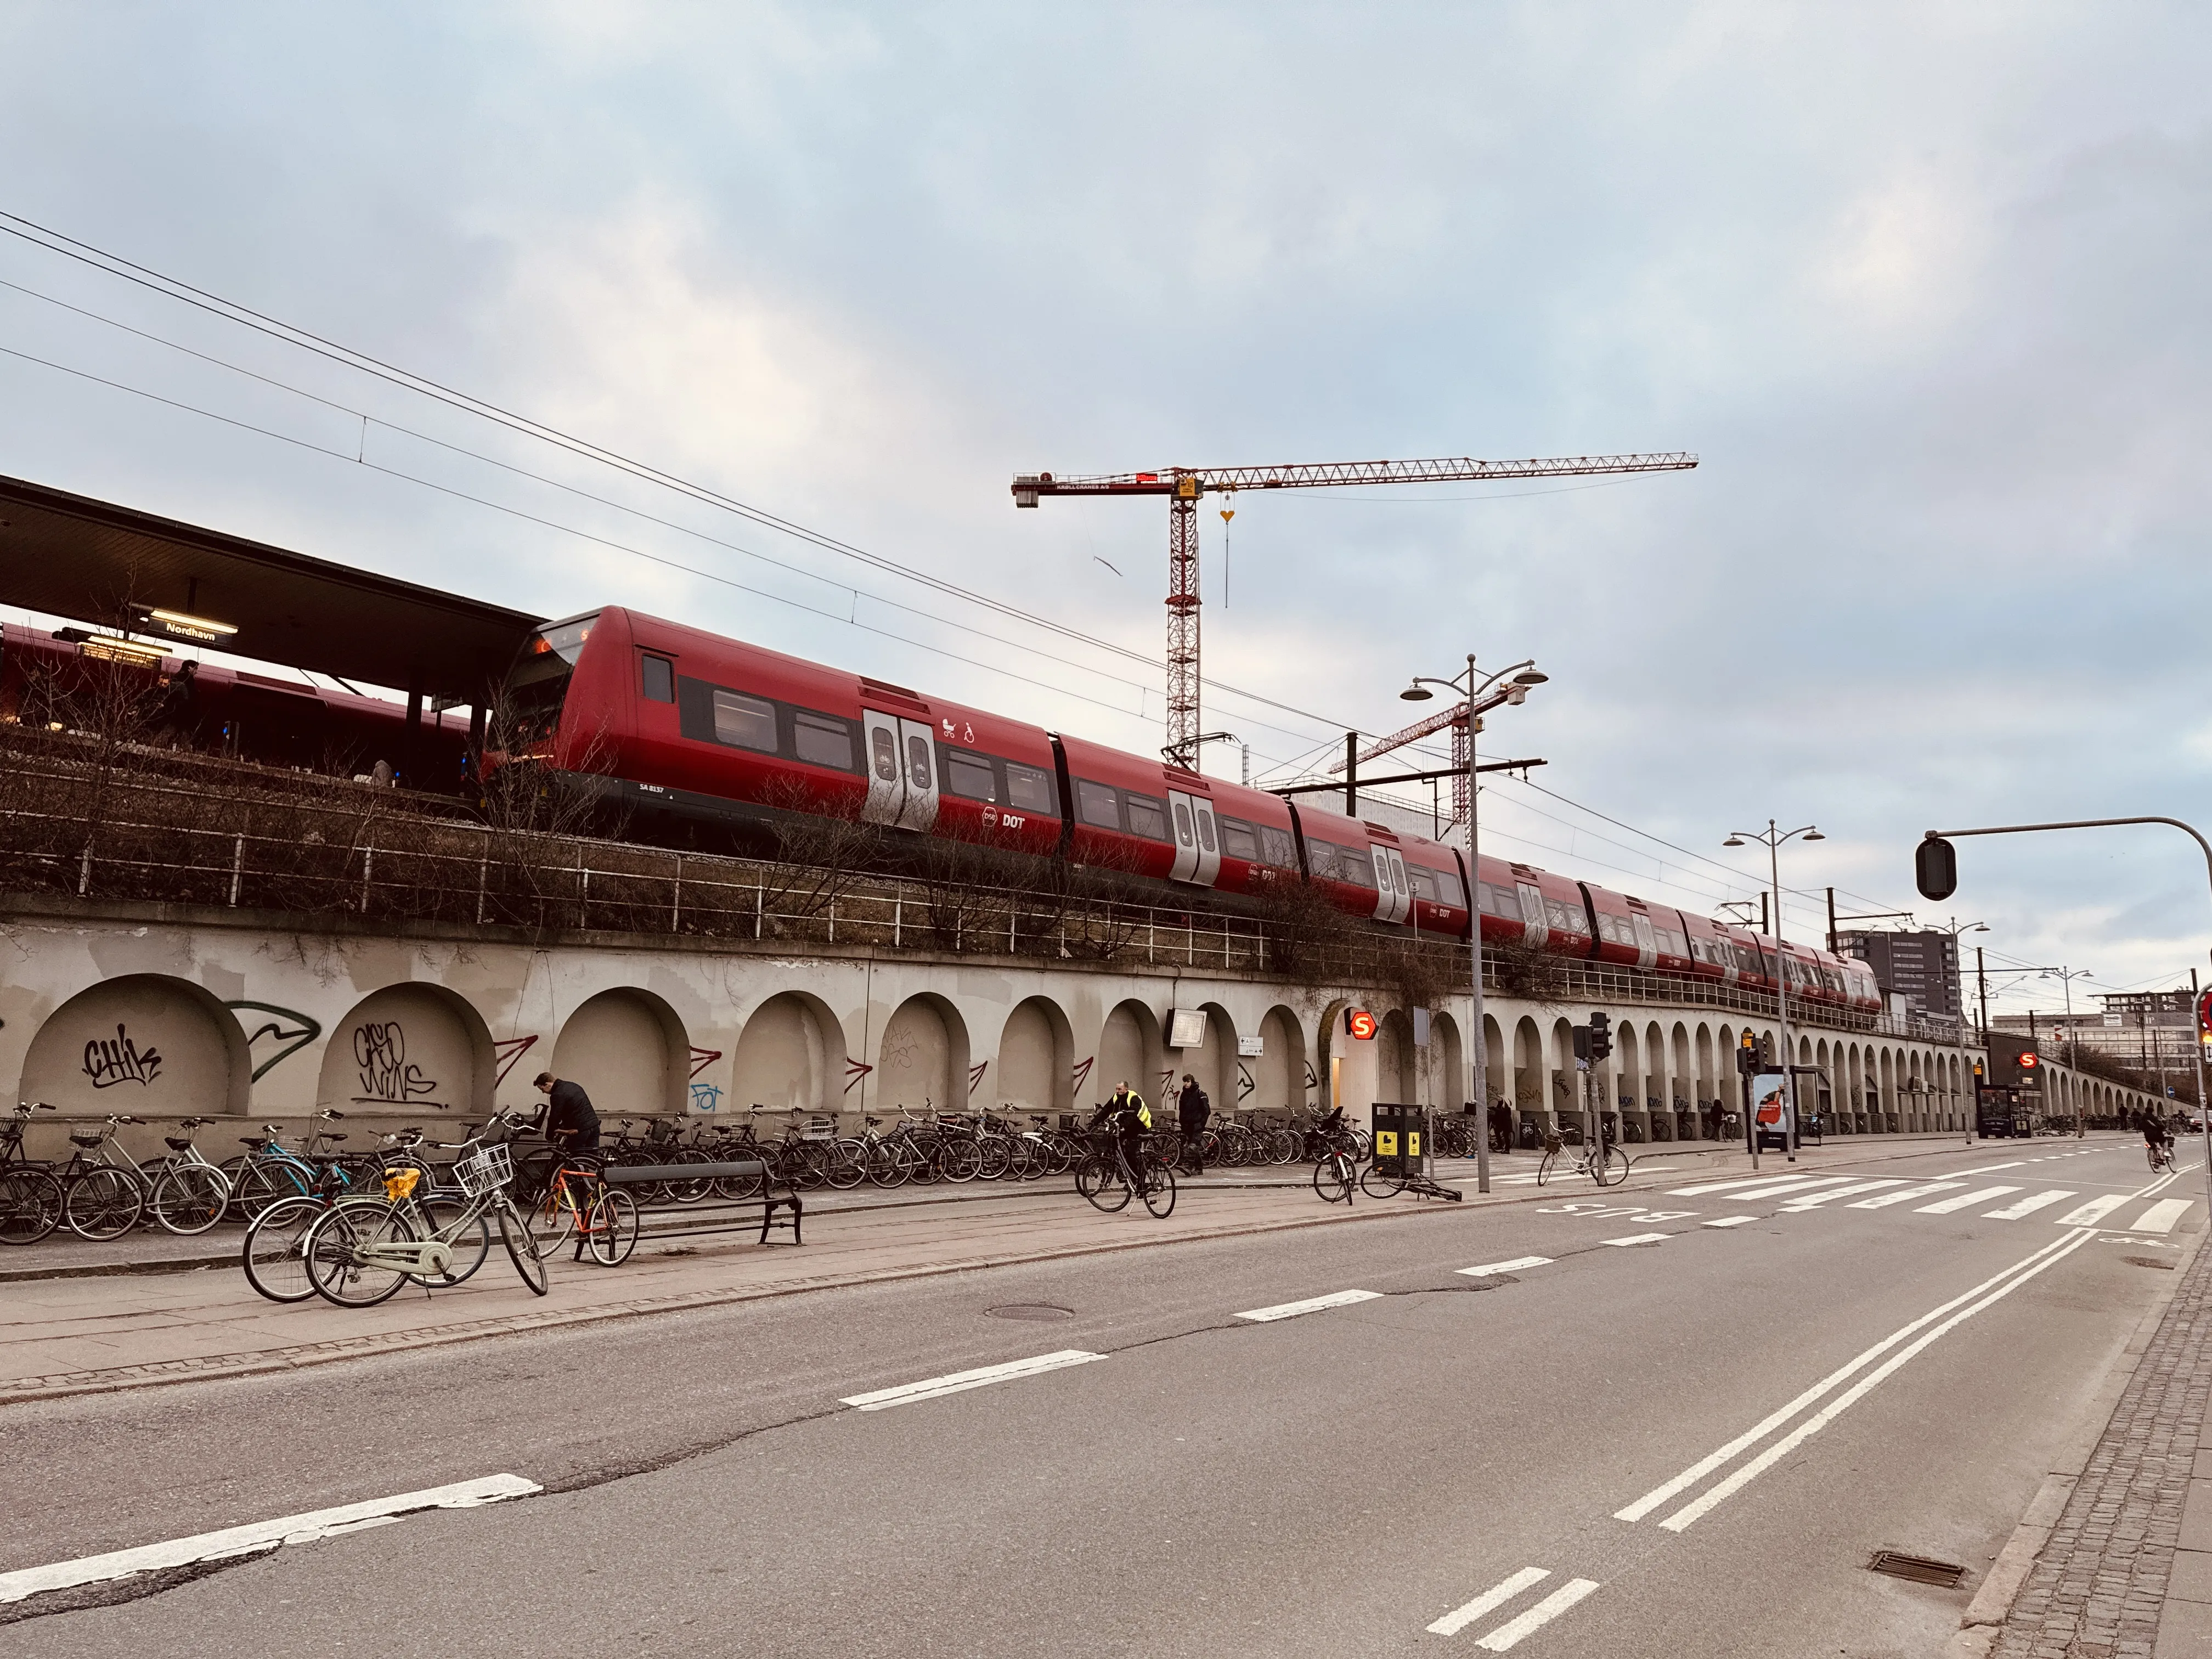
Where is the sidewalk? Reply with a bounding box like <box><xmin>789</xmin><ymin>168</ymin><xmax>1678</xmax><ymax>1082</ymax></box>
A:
<box><xmin>1959</xmin><ymin>1187</ymin><xmax>2212</xmax><ymax>1656</ymax></box>
<box><xmin>0</xmin><ymin>1131</ymin><xmax>2029</xmax><ymax>1407</ymax></box>
<box><xmin>0</xmin><ymin>1130</ymin><xmax>1973</xmax><ymax>1283</ymax></box>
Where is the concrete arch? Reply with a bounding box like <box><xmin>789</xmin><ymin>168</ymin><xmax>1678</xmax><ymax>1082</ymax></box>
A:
<box><xmin>21</xmin><ymin>973</ymin><xmax>252</xmax><ymax>1116</ymax></box>
<box><xmin>1482</xmin><ymin>1014</ymin><xmax>1506</xmax><ymax>1109</ymax></box>
<box><xmin>1251</xmin><ymin>1005</ymin><xmax>1308</xmax><ymax>1113</ymax></box>
<box><xmin>998</xmin><ymin>996</ymin><xmax>1074</xmax><ymax>1116</ymax></box>
<box><xmin>1615</xmin><ymin>1020</ymin><xmax>1640</xmax><ymax>1114</ymax></box>
<box><xmin>551</xmin><ymin>988</ymin><xmax>687</xmax><ymax>1121</ymax></box>
<box><xmin>1378</xmin><ymin>1009</ymin><xmax>1415</xmax><ymax>1104</ymax></box>
<box><xmin>1643</xmin><ymin>1019</ymin><xmax>1666</xmax><ymax>1113</ymax></box>
<box><xmin>1513</xmin><ymin>1017</ymin><xmax>1546</xmax><ymax>1116</ymax></box>
<box><xmin>1101</xmin><ymin>998</ymin><xmax>1169</xmax><ymax>1113</ymax></box>
<box><xmin>1430</xmin><ymin>1011</ymin><xmax>1465</xmax><ymax>1114</ymax></box>
<box><xmin>1695</xmin><ymin>1024</ymin><xmax>1715</xmax><ymax>1128</ymax></box>
<box><xmin>1180</xmin><ymin>1002</ymin><xmax>1239</xmax><ymax>1119</ymax></box>
<box><xmin>878</xmin><ymin>992</ymin><xmax>970</xmax><ymax>1114</ymax></box>
<box><xmin>316</xmin><ymin>983</ymin><xmax>494</xmax><ymax>1118</ymax></box>
<box><xmin>732</xmin><ymin>990</ymin><xmax>848</xmax><ymax>1118</ymax></box>
<box><xmin>1549</xmin><ymin>1017</ymin><xmax>1577</xmax><ymax>1122</ymax></box>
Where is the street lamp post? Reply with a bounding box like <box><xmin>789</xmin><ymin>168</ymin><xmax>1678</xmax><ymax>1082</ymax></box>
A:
<box><xmin>1402</xmin><ymin>657</ymin><xmax>1548</xmax><ymax>1195</ymax></box>
<box><xmin>1724</xmin><ymin>820</ymin><xmax>1825</xmax><ymax>1162</ymax></box>
<box><xmin>2043</xmin><ymin>965</ymin><xmax>2094</xmax><ymax>1135</ymax></box>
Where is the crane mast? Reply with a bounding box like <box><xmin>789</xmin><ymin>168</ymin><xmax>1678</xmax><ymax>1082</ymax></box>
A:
<box><xmin>1013</xmin><ymin>451</ymin><xmax>1697</xmax><ymax>768</ymax></box>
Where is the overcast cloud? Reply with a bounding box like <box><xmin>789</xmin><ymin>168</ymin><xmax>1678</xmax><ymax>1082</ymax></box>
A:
<box><xmin>2</xmin><ymin>2</ymin><xmax>2207</xmax><ymax>1019</ymax></box>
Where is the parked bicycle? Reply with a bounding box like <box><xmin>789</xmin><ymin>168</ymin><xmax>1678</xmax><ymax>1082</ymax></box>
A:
<box><xmin>1536</xmin><ymin>1127</ymin><xmax>1628</xmax><ymax>1187</ymax></box>
<box><xmin>0</xmin><ymin>1103</ymin><xmax>64</xmax><ymax>1245</ymax></box>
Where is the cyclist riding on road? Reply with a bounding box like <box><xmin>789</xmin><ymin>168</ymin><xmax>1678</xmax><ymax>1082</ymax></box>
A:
<box><xmin>1105</xmin><ymin>1081</ymin><xmax>1149</xmax><ymax>1182</ymax></box>
<box><xmin>2142</xmin><ymin>1110</ymin><xmax>2173</xmax><ymax>1169</ymax></box>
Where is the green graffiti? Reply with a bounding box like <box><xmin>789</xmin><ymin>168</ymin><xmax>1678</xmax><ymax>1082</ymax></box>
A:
<box><xmin>227</xmin><ymin>1001</ymin><xmax>324</xmax><ymax>1082</ymax></box>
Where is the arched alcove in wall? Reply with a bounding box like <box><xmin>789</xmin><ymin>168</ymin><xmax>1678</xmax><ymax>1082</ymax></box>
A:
<box><xmin>731</xmin><ymin>991</ymin><xmax>847</xmax><ymax>1118</ymax></box>
<box><xmin>997</xmin><ymin>996</ymin><xmax>1073</xmax><ymax>1115</ymax></box>
<box><xmin>551</xmin><ymin>989</ymin><xmax>686</xmax><ymax>1120</ymax></box>
<box><xmin>1250</xmin><ymin>1005</ymin><xmax>1306</xmax><ymax>1111</ymax></box>
<box><xmin>877</xmin><ymin>994</ymin><xmax>969</xmax><ymax>1113</ymax></box>
<box><xmin>315</xmin><ymin>983</ymin><xmax>494</xmax><ymax>1118</ymax></box>
<box><xmin>20</xmin><ymin>974</ymin><xmax>251</xmax><ymax>1116</ymax></box>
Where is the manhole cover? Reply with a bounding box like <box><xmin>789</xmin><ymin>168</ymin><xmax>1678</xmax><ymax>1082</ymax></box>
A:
<box><xmin>986</xmin><ymin>1304</ymin><xmax>1074</xmax><ymax>1321</ymax></box>
<box><xmin>1868</xmin><ymin>1550</ymin><xmax>1965</xmax><ymax>1588</ymax></box>
<box><xmin>2125</xmin><ymin>1256</ymin><xmax>2176</xmax><ymax>1270</ymax></box>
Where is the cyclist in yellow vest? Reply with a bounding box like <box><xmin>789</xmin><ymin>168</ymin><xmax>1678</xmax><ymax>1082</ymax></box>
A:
<box><xmin>1107</xmin><ymin>1081</ymin><xmax>1149</xmax><ymax>1181</ymax></box>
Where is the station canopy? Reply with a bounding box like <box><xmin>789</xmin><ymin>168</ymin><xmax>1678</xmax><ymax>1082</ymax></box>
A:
<box><xmin>0</xmin><ymin>472</ymin><xmax>544</xmax><ymax>704</ymax></box>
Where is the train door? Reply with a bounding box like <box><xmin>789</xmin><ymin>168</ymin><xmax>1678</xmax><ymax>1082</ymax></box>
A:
<box><xmin>1167</xmin><ymin>791</ymin><xmax>1203</xmax><ymax>884</ymax></box>
<box><xmin>1386</xmin><ymin>849</ymin><xmax>1410</xmax><ymax>923</ymax></box>
<box><xmin>896</xmin><ymin>718</ymin><xmax>940</xmax><ymax>832</ymax></box>
<box><xmin>1369</xmin><ymin>847</ymin><xmax>1410</xmax><ymax>924</ymax></box>
<box><xmin>860</xmin><ymin>710</ymin><xmax>906</xmax><ymax>827</ymax></box>
<box><xmin>1188</xmin><ymin>795</ymin><xmax>1222</xmax><ymax>887</ymax></box>
<box><xmin>1629</xmin><ymin>910</ymin><xmax>1658</xmax><ymax>969</ymax></box>
<box><xmin>1515</xmin><ymin>881</ymin><xmax>1548</xmax><ymax>949</ymax></box>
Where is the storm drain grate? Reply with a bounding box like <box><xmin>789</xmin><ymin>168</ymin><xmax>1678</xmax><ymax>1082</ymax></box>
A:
<box><xmin>1868</xmin><ymin>1550</ymin><xmax>1965</xmax><ymax>1587</ymax></box>
<box><xmin>986</xmin><ymin>1304</ymin><xmax>1074</xmax><ymax>1321</ymax></box>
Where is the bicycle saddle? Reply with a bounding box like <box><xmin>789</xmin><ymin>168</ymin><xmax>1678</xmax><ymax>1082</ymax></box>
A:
<box><xmin>163</xmin><ymin>1136</ymin><xmax>194</xmax><ymax>1152</ymax></box>
<box><xmin>239</xmin><ymin>1137</ymin><xmax>268</xmax><ymax>1149</ymax></box>
<box><xmin>321</xmin><ymin>1133</ymin><xmax>348</xmax><ymax>1143</ymax></box>
<box><xmin>68</xmin><ymin>1132</ymin><xmax>102</xmax><ymax>1148</ymax></box>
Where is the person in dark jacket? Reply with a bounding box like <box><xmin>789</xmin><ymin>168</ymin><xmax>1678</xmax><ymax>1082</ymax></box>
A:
<box><xmin>1177</xmin><ymin>1073</ymin><xmax>1211</xmax><ymax>1176</ymax></box>
<box><xmin>533</xmin><ymin>1070</ymin><xmax>601</xmax><ymax>1154</ymax></box>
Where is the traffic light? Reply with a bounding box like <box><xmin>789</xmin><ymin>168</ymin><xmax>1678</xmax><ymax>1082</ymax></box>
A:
<box><xmin>1738</xmin><ymin>1030</ymin><xmax>1758</xmax><ymax>1075</ymax></box>
<box><xmin>1758</xmin><ymin>1032</ymin><xmax>1775</xmax><ymax>1068</ymax></box>
<box><xmin>1588</xmin><ymin>1012</ymin><xmax>1611</xmax><ymax>1063</ymax></box>
<box><xmin>1915</xmin><ymin>834</ymin><xmax>1957</xmax><ymax>901</ymax></box>
<box><xmin>1572</xmin><ymin>1025</ymin><xmax>1591</xmax><ymax>1063</ymax></box>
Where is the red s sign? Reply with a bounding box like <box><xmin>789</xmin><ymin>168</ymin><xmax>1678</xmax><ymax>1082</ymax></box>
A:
<box><xmin>1346</xmin><ymin>1009</ymin><xmax>1378</xmax><ymax>1041</ymax></box>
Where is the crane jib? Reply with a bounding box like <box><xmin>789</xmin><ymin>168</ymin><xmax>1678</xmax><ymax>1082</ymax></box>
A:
<box><xmin>1011</xmin><ymin>452</ymin><xmax>1699</xmax><ymax>496</ymax></box>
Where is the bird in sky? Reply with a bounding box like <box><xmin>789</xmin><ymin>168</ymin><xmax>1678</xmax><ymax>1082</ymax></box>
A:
<box><xmin>1092</xmin><ymin>556</ymin><xmax>1122</xmax><ymax>578</ymax></box>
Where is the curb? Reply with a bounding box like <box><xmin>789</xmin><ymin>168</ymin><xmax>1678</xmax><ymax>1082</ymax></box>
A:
<box><xmin>1943</xmin><ymin>1210</ymin><xmax>2211</xmax><ymax>1656</ymax></box>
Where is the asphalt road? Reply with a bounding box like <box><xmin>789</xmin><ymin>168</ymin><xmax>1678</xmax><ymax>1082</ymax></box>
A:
<box><xmin>1</xmin><ymin>1134</ymin><xmax>2198</xmax><ymax>1658</ymax></box>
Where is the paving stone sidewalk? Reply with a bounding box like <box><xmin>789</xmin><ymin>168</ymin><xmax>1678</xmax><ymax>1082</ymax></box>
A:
<box><xmin>1986</xmin><ymin>1220</ymin><xmax>2212</xmax><ymax>1657</ymax></box>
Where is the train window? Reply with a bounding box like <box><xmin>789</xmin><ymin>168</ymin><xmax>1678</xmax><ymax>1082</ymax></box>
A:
<box><xmin>1076</xmin><ymin>779</ymin><xmax>1121</xmax><ymax>830</ymax></box>
<box><xmin>1125</xmin><ymin>792</ymin><xmax>1171</xmax><ymax>842</ymax></box>
<box><xmin>1172</xmin><ymin>801</ymin><xmax>1194</xmax><ymax>845</ymax></box>
<box><xmin>793</xmin><ymin>710</ymin><xmax>855</xmax><ymax>771</ymax></box>
<box><xmin>1006</xmin><ymin>762</ymin><xmax>1056</xmax><ymax>815</ymax></box>
<box><xmin>1304</xmin><ymin>839</ymin><xmax>1336</xmax><ymax>880</ymax></box>
<box><xmin>872</xmin><ymin>727</ymin><xmax>898</xmax><ymax>782</ymax></box>
<box><xmin>1433</xmin><ymin>870</ymin><xmax>1465</xmax><ymax>907</ymax></box>
<box><xmin>1544</xmin><ymin>894</ymin><xmax>1583</xmax><ymax>932</ymax></box>
<box><xmin>906</xmin><ymin>734</ymin><xmax>933</xmax><ymax>791</ymax></box>
<box><xmin>1260</xmin><ymin>825</ymin><xmax>1297</xmax><ymax>869</ymax></box>
<box><xmin>945</xmin><ymin>751</ymin><xmax>996</xmax><ymax>802</ymax></box>
<box><xmin>1339</xmin><ymin>851</ymin><xmax>1376</xmax><ymax>889</ymax></box>
<box><xmin>640</xmin><ymin>656</ymin><xmax>675</xmax><ymax>704</ymax></box>
<box><xmin>1195</xmin><ymin>811</ymin><xmax>1215</xmax><ymax>854</ymax></box>
<box><xmin>711</xmin><ymin>690</ymin><xmax>777</xmax><ymax>752</ymax></box>
<box><xmin>1218</xmin><ymin>817</ymin><xmax>1257</xmax><ymax>861</ymax></box>
<box><xmin>1406</xmin><ymin>865</ymin><xmax>1439</xmax><ymax>901</ymax></box>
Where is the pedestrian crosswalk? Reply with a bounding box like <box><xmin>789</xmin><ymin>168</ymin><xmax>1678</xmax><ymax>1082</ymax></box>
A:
<box><xmin>1659</xmin><ymin>1173</ymin><xmax>2194</xmax><ymax>1234</ymax></box>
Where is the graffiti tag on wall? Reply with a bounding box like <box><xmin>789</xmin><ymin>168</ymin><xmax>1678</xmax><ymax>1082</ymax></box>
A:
<box><xmin>353</xmin><ymin>1022</ymin><xmax>439</xmax><ymax>1103</ymax></box>
<box><xmin>83</xmin><ymin>1024</ymin><xmax>162</xmax><ymax>1088</ymax></box>
<box><xmin>689</xmin><ymin>1081</ymin><xmax>723</xmax><ymax>1113</ymax></box>
<box><xmin>225</xmin><ymin>1002</ymin><xmax>323</xmax><ymax>1082</ymax></box>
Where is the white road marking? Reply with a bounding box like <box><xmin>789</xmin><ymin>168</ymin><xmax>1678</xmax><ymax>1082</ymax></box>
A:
<box><xmin>1600</xmin><ymin>1232</ymin><xmax>1672</xmax><ymax>1246</ymax></box>
<box><xmin>1666</xmin><ymin>1174</ymin><xmax>1847</xmax><ymax>1197</ymax></box>
<box><xmin>1702</xmin><ymin>1216</ymin><xmax>1759</xmax><ymax>1228</ymax></box>
<box><xmin>1776</xmin><ymin>1180</ymin><xmax>1909</xmax><ymax>1208</ymax></box>
<box><xmin>2127</xmin><ymin>1199</ymin><xmax>2192</xmax><ymax>1235</ymax></box>
<box><xmin>1475</xmin><ymin>1578</ymin><xmax>1602</xmax><ymax>1650</ymax></box>
<box><xmin>1982</xmin><ymin>1190</ymin><xmax>2076</xmax><ymax>1220</ymax></box>
<box><xmin>1458</xmin><ymin>1256</ymin><xmax>1555</xmax><ymax>1277</ymax></box>
<box><xmin>0</xmin><ymin>1474</ymin><xmax>540</xmax><ymax>1605</ymax></box>
<box><xmin>1614</xmin><ymin>1231</ymin><xmax>2083</xmax><ymax>1523</ymax></box>
<box><xmin>1957</xmin><ymin>1161</ymin><xmax>2027</xmax><ymax>1175</ymax></box>
<box><xmin>1657</xmin><ymin>1230</ymin><xmax>2096</xmax><ymax>1531</ymax></box>
<box><xmin>1236</xmin><ymin>1289</ymin><xmax>1383</xmax><ymax>1323</ymax></box>
<box><xmin>1848</xmin><ymin>1181</ymin><xmax>1967</xmax><ymax>1210</ymax></box>
<box><xmin>840</xmin><ymin>1350</ymin><xmax>1105</xmax><ymax>1410</ymax></box>
<box><xmin>1914</xmin><ymin>1185</ymin><xmax>2021</xmax><ymax>1215</ymax></box>
<box><xmin>1426</xmin><ymin>1567</ymin><xmax>1550</xmax><ymax>1637</ymax></box>
<box><xmin>2056</xmin><ymin>1194</ymin><xmax>2131</xmax><ymax>1227</ymax></box>
<box><xmin>2139</xmin><ymin>1172</ymin><xmax>2180</xmax><ymax>1199</ymax></box>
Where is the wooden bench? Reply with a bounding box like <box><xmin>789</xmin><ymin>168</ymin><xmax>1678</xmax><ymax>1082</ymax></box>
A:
<box><xmin>600</xmin><ymin>1160</ymin><xmax>803</xmax><ymax>1246</ymax></box>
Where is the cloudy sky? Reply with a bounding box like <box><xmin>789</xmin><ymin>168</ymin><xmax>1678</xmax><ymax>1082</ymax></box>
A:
<box><xmin>3</xmin><ymin>2</ymin><xmax>2208</xmax><ymax>1022</ymax></box>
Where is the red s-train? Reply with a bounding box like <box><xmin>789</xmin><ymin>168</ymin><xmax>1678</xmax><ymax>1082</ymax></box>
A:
<box><xmin>506</xmin><ymin>606</ymin><xmax>1882</xmax><ymax>1014</ymax></box>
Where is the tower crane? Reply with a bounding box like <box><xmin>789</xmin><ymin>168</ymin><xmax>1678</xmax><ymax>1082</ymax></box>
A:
<box><xmin>1012</xmin><ymin>452</ymin><xmax>1698</xmax><ymax>768</ymax></box>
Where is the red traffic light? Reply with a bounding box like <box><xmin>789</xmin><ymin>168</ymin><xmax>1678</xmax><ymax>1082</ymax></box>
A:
<box><xmin>2018</xmin><ymin>1051</ymin><xmax>2038</xmax><ymax>1069</ymax></box>
<box><xmin>1346</xmin><ymin>1009</ymin><xmax>1378</xmax><ymax>1041</ymax></box>
<box><xmin>2198</xmin><ymin>989</ymin><xmax>2212</xmax><ymax>1035</ymax></box>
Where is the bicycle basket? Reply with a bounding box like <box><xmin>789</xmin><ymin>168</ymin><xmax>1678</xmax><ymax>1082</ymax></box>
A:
<box><xmin>452</xmin><ymin>1143</ymin><xmax>513</xmax><ymax>1199</ymax></box>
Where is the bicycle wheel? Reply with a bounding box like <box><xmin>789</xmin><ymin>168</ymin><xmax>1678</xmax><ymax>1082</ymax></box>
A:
<box><xmin>304</xmin><ymin>1200</ymin><xmax>417</xmax><ymax>1308</ymax></box>
<box><xmin>713</xmin><ymin>1153</ymin><xmax>768</xmax><ymax>1201</ymax></box>
<box><xmin>938</xmin><ymin>1138</ymin><xmax>982</xmax><ymax>1182</ymax></box>
<box><xmin>820</xmin><ymin>1139</ymin><xmax>867</xmax><ymax>1190</ymax></box>
<box><xmin>661</xmin><ymin>1148</ymin><xmax>715</xmax><ymax>1204</ymax></box>
<box><xmin>526</xmin><ymin>1177</ymin><xmax>580</xmax><ymax>1256</ymax></box>
<box><xmin>1536</xmin><ymin>1146</ymin><xmax>1562</xmax><ymax>1187</ymax></box>
<box><xmin>1078</xmin><ymin>1155</ymin><xmax>1133</xmax><ymax>1212</ymax></box>
<box><xmin>0</xmin><ymin>1169</ymin><xmax>64</xmax><ymax>1244</ymax></box>
<box><xmin>498</xmin><ymin>1203</ymin><xmax>550</xmax><ymax>1295</ymax></box>
<box><xmin>975</xmin><ymin>1135</ymin><xmax>1014</xmax><ymax>1182</ymax></box>
<box><xmin>1593</xmin><ymin>1145</ymin><xmax>1630</xmax><ymax>1187</ymax></box>
<box><xmin>231</xmin><ymin>1158</ymin><xmax>302</xmax><ymax>1223</ymax></box>
<box><xmin>149</xmin><ymin>1164</ymin><xmax>229</xmax><ymax>1235</ymax></box>
<box><xmin>1360</xmin><ymin>1161</ymin><xmax>1408</xmax><ymax>1200</ymax></box>
<box><xmin>588</xmin><ymin>1189</ymin><xmax>640</xmax><ymax>1266</ymax></box>
<box><xmin>242</xmin><ymin>1195</ymin><xmax>326</xmax><ymax>1302</ymax></box>
<box><xmin>65</xmin><ymin>1168</ymin><xmax>144</xmax><ymax>1240</ymax></box>
<box><xmin>415</xmin><ymin>1197</ymin><xmax>491</xmax><ymax>1285</ymax></box>
<box><xmin>1312</xmin><ymin>1151</ymin><xmax>1354</xmax><ymax>1204</ymax></box>
<box><xmin>1141</xmin><ymin>1159</ymin><xmax>1177</xmax><ymax>1218</ymax></box>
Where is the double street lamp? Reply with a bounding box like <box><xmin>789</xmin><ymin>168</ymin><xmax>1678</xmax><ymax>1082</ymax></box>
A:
<box><xmin>1723</xmin><ymin>820</ymin><xmax>1824</xmax><ymax>1160</ymax></box>
<box><xmin>1402</xmin><ymin>657</ymin><xmax>1548</xmax><ymax>1195</ymax></box>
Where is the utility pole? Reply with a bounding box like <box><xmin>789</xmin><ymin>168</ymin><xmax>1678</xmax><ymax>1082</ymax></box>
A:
<box><xmin>1977</xmin><ymin>946</ymin><xmax>1990</xmax><ymax>1044</ymax></box>
<box><xmin>1826</xmin><ymin>886</ymin><xmax>1837</xmax><ymax>952</ymax></box>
